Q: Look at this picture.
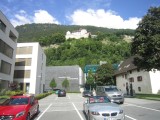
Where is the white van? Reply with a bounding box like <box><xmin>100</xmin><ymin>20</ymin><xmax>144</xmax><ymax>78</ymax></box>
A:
<box><xmin>96</xmin><ymin>86</ymin><xmax>124</xmax><ymax>104</ymax></box>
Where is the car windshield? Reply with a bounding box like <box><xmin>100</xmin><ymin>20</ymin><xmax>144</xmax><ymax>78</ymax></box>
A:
<box><xmin>89</xmin><ymin>96</ymin><xmax>110</xmax><ymax>104</ymax></box>
<box><xmin>2</xmin><ymin>98</ymin><xmax>29</xmax><ymax>105</ymax></box>
<box><xmin>105</xmin><ymin>87</ymin><xmax>118</xmax><ymax>92</ymax></box>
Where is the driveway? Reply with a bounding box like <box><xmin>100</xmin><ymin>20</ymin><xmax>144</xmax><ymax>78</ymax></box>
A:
<box><xmin>34</xmin><ymin>93</ymin><xmax>160</xmax><ymax>120</ymax></box>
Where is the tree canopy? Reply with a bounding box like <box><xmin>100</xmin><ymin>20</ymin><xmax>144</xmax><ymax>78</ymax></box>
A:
<box><xmin>131</xmin><ymin>6</ymin><xmax>160</xmax><ymax>71</ymax></box>
<box><xmin>95</xmin><ymin>63</ymin><xmax>115</xmax><ymax>85</ymax></box>
<box><xmin>49</xmin><ymin>78</ymin><xmax>57</xmax><ymax>90</ymax></box>
<box><xmin>62</xmin><ymin>78</ymin><xmax>69</xmax><ymax>90</ymax></box>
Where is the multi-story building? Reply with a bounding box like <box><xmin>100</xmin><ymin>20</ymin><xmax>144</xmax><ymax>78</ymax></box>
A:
<box><xmin>14</xmin><ymin>42</ymin><xmax>46</xmax><ymax>95</ymax></box>
<box><xmin>0</xmin><ymin>11</ymin><xmax>18</xmax><ymax>89</ymax></box>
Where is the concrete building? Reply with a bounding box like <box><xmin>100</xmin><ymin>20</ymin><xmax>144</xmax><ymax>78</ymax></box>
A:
<box><xmin>0</xmin><ymin>11</ymin><xmax>18</xmax><ymax>89</ymax></box>
<box><xmin>65</xmin><ymin>29</ymin><xmax>90</xmax><ymax>40</ymax></box>
<box><xmin>115</xmin><ymin>56</ymin><xmax>160</xmax><ymax>94</ymax></box>
<box><xmin>14</xmin><ymin>42</ymin><xmax>46</xmax><ymax>95</ymax></box>
<box><xmin>45</xmin><ymin>66</ymin><xmax>84</xmax><ymax>92</ymax></box>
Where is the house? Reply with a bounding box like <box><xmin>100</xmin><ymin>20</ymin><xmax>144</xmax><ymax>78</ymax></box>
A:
<box><xmin>0</xmin><ymin>11</ymin><xmax>18</xmax><ymax>89</ymax></box>
<box><xmin>65</xmin><ymin>29</ymin><xmax>90</xmax><ymax>40</ymax></box>
<box><xmin>45</xmin><ymin>66</ymin><xmax>84</xmax><ymax>92</ymax></box>
<box><xmin>14</xmin><ymin>42</ymin><xmax>46</xmax><ymax>95</ymax></box>
<box><xmin>114</xmin><ymin>56</ymin><xmax>160</xmax><ymax>94</ymax></box>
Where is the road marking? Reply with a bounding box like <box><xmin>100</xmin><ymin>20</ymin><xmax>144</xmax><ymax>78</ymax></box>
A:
<box><xmin>36</xmin><ymin>103</ymin><xmax>52</xmax><ymax>120</ymax></box>
<box><xmin>126</xmin><ymin>103</ymin><xmax>160</xmax><ymax>112</ymax></box>
<box><xmin>72</xmin><ymin>102</ymin><xmax>84</xmax><ymax>120</ymax></box>
<box><xmin>125</xmin><ymin>115</ymin><xmax>137</xmax><ymax>120</ymax></box>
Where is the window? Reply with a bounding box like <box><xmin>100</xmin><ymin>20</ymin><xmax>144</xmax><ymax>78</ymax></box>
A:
<box><xmin>14</xmin><ymin>70</ymin><xmax>31</xmax><ymax>78</ymax></box>
<box><xmin>129</xmin><ymin>70</ymin><xmax>132</xmax><ymax>74</ymax></box>
<box><xmin>137</xmin><ymin>76</ymin><xmax>142</xmax><ymax>81</ymax></box>
<box><xmin>15</xmin><ymin>58</ymin><xmax>32</xmax><ymax>66</ymax></box>
<box><xmin>137</xmin><ymin>68</ymin><xmax>140</xmax><ymax>72</ymax></box>
<box><xmin>129</xmin><ymin>77</ymin><xmax>134</xmax><ymax>82</ymax></box>
<box><xmin>9</xmin><ymin>31</ymin><xmax>17</xmax><ymax>42</ymax></box>
<box><xmin>16</xmin><ymin>46</ymin><xmax>33</xmax><ymax>54</ymax></box>
<box><xmin>0</xmin><ymin>20</ymin><xmax>6</xmax><ymax>32</ymax></box>
<box><xmin>138</xmin><ymin>87</ymin><xmax>141</xmax><ymax>92</ymax></box>
<box><xmin>0</xmin><ymin>39</ymin><xmax>13</xmax><ymax>58</ymax></box>
<box><xmin>0</xmin><ymin>60</ymin><xmax>11</xmax><ymax>75</ymax></box>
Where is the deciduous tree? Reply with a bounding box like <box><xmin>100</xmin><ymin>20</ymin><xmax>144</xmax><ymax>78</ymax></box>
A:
<box><xmin>131</xmin><ymin>6</ymin><xmax>160</xmax><ymax>71</ymax></box>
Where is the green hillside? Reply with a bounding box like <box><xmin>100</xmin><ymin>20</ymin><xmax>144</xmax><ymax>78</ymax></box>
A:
<box><xmin>15</xmin><ymin>23</ymin><xmax>134</xmax><ymax>68</ymax></box>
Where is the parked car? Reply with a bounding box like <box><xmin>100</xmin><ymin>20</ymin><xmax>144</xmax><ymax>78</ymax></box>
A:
<box><xmin>58</xmin><ymin>89</ymin><xmax>66</xmax><ymax>97</ymax></box>
<box><xmin>96</xmin><ymin>86</ymin><xmax>124</xmax><ymax>104</ymax></box>
<box><xmin>82</xmin><ymin>90</ymin><xmax>93</xmax><ymax>97</ymax></box>
<box><xmin>83</xmin><ymin>96</ymin><xmax>125</xmax><ymax>120</ymax></box>
<box><xmin>0</xmin><ymin>94</ymin><xmax>39</xmax><ymax>120</ymax></box>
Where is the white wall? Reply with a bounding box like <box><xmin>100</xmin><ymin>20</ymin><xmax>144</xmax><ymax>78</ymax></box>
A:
<box><xmin>14</xmin><ymin>42</ymin><xmax>46</xmax><ymax>95</ymax></box>
<box><xmin>149</xmin><ymin>70</ymin><xmax>160</xmax><ymax>94</ymax></box>
<box><xmin>116</xmin><ymin>69</ymin><xmax>152</xmax><ymax>94</ymax></box>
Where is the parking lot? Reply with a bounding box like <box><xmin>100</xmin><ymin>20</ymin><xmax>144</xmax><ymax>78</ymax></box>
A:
<box><xmin>34</xmin><ymin>93</ymin><xmax>160</xmax><ymax>120</ymax></box>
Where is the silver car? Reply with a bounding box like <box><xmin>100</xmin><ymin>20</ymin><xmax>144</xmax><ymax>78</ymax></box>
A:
<box><xmin>96</xmin><ymin>86</ymin><xmax>124</xmax><ymax>104</ymax></box>
<box><xmin>83</xmin><ymin>96</ymin><xmax>125</xmax><ymax>120</ymax></box>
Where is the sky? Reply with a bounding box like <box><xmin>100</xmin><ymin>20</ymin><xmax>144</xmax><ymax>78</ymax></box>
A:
<box><xmin>0</xmin><ymin>0</ymin><xmax>159</xmax><ymax>29</ymax></box>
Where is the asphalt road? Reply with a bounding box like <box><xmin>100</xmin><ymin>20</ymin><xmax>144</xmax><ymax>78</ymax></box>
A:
<box><xmin>34</xmin><ymin>93</ymin><xmax>160</xmax><ymax>120</ymax></box>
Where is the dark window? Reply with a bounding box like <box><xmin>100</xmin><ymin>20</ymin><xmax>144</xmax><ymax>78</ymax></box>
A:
<box><xmin>0</xmin><ymin>20</ymin><xmax>6</xmax><ymax>32</ymax></box>
<box><xmin>0</xmin><ymin>39</ymin><xmax>13</xmax><ymax>58</ymax></box>
<box><xmin>0</xmin><ymin>60</ymin><xmax>11</xmax><ymax>75</ymax></box>
<box><xmin>138</xmin><ymin>87</ymin><xmax>141</xmax><ymax>92</ymax></box>
<box><xmin>137</xmin><ymin>76</ymin><xmax>142</xmax><ymax>81</ymax></box>
<box><xmin>129</xmin><ymin>77</ymin><xmax>134</xmax><ymax>82</ymax></box>
<box><xmin>129</xmin><ymin>70</ymin><xmax>132</xmax><ymax>74</ymax></box>
<box><xmin>14</xmin><ymin>70</ymin><xmax>30</xmax><ymax>78</ymax></box>
<box><xmin>15</xmin><ymin>58</ymin><xmax>31</xmax><ymax>66</ymax></box>
<box><xmin>137</xmin><ymin>68</ymin><xmax>140</xmax><ymax>72</ymax></box>
<box><xmin>9</xmin><ymin>31</ymin><xmax>17</xmax><ymax>42</ymax></box>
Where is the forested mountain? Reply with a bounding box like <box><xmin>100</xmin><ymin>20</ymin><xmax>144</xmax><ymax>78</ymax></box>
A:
<box><xmin>15</xmin><ymin>23</ymin><xmax>134</xmax><ymax>69</ymax></box>
<box><xmin>15</xmin><ymin>23</ymin><xmax>134</xmax><ymax>42</ymax></box>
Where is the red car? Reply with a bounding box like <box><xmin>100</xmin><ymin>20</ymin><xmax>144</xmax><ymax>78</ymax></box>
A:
<box><xmin>0</xmin><ymin>94</ymin><xmax>39</xmax><ymax>120</ymax></box>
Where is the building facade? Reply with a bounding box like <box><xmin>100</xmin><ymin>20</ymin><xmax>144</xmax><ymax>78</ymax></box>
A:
<box><xmin>0</xmin><ymin>11</ymin><xmax>18</xmax><ymax>89</ymax></box>
<box><xmin>45</xmin><ymin>66</ymin><xmax>84</xmax><ymax>92</ymax></box>
<box><xmin>65</xmin><ymin>29</ymin><xmax>90</xmax><ymax>40</ymax></box>
<box><xmin>14</xmin><ymin>42</ymin><xmax>46</xmax><ymax>95</ymax></box>
<box><xmin>115</xmin><ymin>56</ymin><xmax>160</xmax><ymax>94</ymax></box>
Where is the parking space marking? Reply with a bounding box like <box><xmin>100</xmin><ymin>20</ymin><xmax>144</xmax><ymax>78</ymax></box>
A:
<box><xmin>125</xmin><ymin>115</ymin><xmax>137</xmax><ymax>120</ymax></box>
<box><xmin>126</xmin><ymin>103</ymin><xmax>160</xmax><ymax>112</ymax></box>
<box><xmin>36</xmin><ymin>103</ymin><xmax>52</xmax><ymax>120</ymax></box>
<box><xmin>72</xmin><ymin>102</ymin><xmax>84</xmax><ymax>120</ymax></box>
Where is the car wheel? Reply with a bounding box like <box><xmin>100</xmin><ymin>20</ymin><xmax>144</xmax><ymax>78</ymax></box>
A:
<box><xmin>26</xmin><ymin>113</ymin><xmax>30</xmax><ymax>120</ymax></box>
<box><xmin>36</xmin><ymin>105</ymin><xmax>39</xmax><ymax>114</ymax></box>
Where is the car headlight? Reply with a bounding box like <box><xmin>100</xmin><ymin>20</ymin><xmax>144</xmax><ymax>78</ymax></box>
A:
<box><xmin>119</xmin><ymin>110</ymin><xmax>123</xmax><ymax>114</ymax></box>
<box><xmin>16</xmin><ymin>111</ymin><xmax>25</xmax><ymax>118</ymax></box>
<box><xmin>91</xmin><ymin>111</ymin><xmax>100</xmax><ymax>115</ymax></box>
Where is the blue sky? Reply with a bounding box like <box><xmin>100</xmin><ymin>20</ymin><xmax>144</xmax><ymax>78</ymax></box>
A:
<box><xmin>0</xmin><ymin>0</ymin><xmax>159</xmax><ymax>29</ymax></box>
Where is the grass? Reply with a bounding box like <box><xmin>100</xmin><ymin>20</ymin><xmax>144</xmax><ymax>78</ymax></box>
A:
<box><xmin>135</xmin><ymin>94</ymin><xmax>160</xmax><ymax>101</ymax></box>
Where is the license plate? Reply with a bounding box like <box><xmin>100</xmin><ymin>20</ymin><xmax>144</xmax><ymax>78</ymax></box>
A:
<box><xmin>104</xmin><ymin>118</ymin><xmax>112</xmax><ymax>120</ymax></box>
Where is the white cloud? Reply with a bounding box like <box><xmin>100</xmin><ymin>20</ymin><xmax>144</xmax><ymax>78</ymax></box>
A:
<box><xmin>33</xmin><ymin>10</ymin><xmax>60</xmax><ymax>24</ymax></box>
<box><xmin>68</xmin><ymin>9</ymin><xmax>141</xmax><ymax>29</ymax></box>
<box><xmin>11</xmin><ymin>10</ymin><xmax>60</xmax><ymax>27</ymax></box>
